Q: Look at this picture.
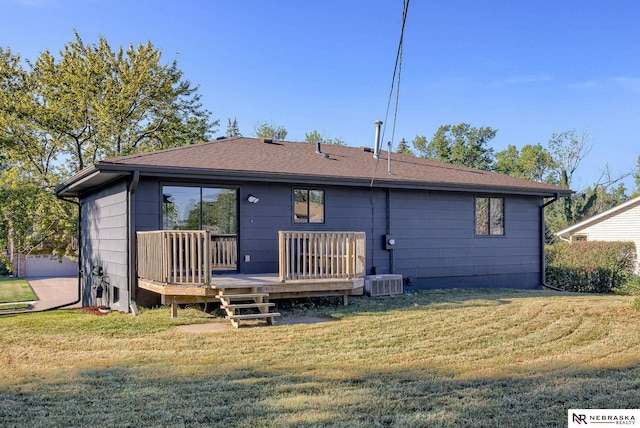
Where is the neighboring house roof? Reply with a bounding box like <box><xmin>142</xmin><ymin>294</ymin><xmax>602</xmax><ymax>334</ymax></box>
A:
<box><xmin>55</xmin><ymin>137</ymin><xmax>572</xmax><ymax>198</ymax></box>
<box><xmin>555</xmin><ymin>195</ymin><xmax>640</xmax><ymax>238</ymax></box>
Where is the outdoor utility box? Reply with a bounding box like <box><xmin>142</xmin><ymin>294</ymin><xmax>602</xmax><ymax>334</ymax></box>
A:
<box><xmin>364</xmin><ymin>274</ymin><xmax>403</xmax><ymax>297</ymax></box>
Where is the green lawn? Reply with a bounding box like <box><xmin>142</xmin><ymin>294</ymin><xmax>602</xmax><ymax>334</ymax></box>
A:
<box><xmin>0</xmin><ymin>277</ymin><xmax>37</xmax><ymax>306</ymax></box>
<box><xmin>0</xmin><ymin>288</ymin><xmax>639</xmax><ymax>427</ymax></box>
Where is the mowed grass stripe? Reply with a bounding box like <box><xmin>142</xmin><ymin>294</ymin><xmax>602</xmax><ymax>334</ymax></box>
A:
<box><xmin>1</xmin><ymin>289</ymin><xmax>639</xmax><ymax>427</ymax></box>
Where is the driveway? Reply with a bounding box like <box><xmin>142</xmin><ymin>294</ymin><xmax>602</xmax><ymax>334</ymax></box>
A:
<box><xmin>26</xmin><ymin>276</ymin><xmax>81</xmax><ymax>311</ymax></box>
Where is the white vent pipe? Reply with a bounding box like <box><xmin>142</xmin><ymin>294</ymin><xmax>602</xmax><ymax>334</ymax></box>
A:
<box><xmin>373</xmin><ymin>120</ymin><xmax>383</xmax><ymax>159</ymax></box>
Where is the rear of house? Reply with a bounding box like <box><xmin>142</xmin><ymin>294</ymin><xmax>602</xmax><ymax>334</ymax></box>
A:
<box><xmin>55</xmin><ymin>137</ymin><xmax>572</xmax><ymax>313</ymax></box>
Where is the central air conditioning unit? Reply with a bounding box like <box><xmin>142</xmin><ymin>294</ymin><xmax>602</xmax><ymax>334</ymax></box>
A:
<box><xmin>364</xmin><ymin>274</ymin><xmax>403</xmax><ymax>297</ymax></box>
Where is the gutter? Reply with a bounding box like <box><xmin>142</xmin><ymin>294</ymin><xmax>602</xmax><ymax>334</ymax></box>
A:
<box><xmin>540</xmin><ymin>193</ymin><xmax>565</xmax><ymax>292</ymax></box>
<box><xmin>89</xmin><ymin>163</ymin><xmax>571</xmax><ymax>198</ymax></box>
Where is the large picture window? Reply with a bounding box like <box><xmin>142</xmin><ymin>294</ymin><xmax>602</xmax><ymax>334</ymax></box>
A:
<box><xmin>293</xmin><ymin>189</ymin><xmax>325</xmax><ymax>223</ymax></box>
<box><xmin>475</xmin><ymin>196</ymin><xmax>504</xmax><ymax>236</ymax></box>
<box><xmin>162</xmin><ymin>186</ymin><xmax>237</xmax><ymax>234</ymax></box>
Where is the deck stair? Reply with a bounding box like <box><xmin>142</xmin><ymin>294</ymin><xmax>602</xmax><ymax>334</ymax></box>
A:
<box><xmin>215</xmin><ymin>285</ymin><xmax>280</xmax><ymax>328</ymax></box>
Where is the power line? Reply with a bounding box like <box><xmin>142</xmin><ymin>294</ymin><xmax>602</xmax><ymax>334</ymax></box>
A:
<box><xmin>370</xmin><ymin>0</ymin><xmax>410</xmax><ymax>187</ymax></box>
<box><xmin>381</xmin><ymin>0</ymin><xmax>410</xmax><ymax>152</ymax></box>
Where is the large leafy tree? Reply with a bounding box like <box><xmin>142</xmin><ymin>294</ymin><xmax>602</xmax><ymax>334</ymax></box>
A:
<box><xmin>0</xmin><ymin>32</ymin><xmax>217</xmax><ymax>266</ymax></box>
<box><xmin>413</xmin><ymin>123</ymin><xmax>497</xmax><ymax>170</ymax></box>
<box><xmin>494</xmin><ymin>143</ymin><xmax>556</xmax><ymax>183</ymax></box>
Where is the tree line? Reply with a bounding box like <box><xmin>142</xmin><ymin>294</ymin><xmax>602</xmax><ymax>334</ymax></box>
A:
<box><xmin>397</xmin><ymin>123</ymin><xmax>634</xmax><ymax>240</ymax></box>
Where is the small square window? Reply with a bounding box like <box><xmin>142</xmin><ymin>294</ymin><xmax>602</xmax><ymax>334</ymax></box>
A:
<box><xmin>475</xmin><ymin>196</ymin><xmax>504</xmax><ymax>236</ymax></box>
<box><xmin>294</xmin><ymin>189</ymin><xmax>324</xmax><ymax>223</ymax></box>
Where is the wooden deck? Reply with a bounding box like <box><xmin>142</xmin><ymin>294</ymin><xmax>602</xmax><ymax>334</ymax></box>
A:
<box><xmin>138</xmin><ymin>274</ymin><xmax>363</xmax><ymax>325</ymax></box>
<box><xmin>136</xmin><ymin>230</ymin><xmax>366</xmax><ymax>325</ymax></box>
<box><xmin>138</xmin><ymin>273</ymin><xmax>364</xmax><ymax>304</ymax></box>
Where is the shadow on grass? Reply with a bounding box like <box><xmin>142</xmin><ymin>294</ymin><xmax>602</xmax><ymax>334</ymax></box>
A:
<box><xmin>1</xmin><ymin>363</ymin><xmax>638</xmax><ymax>427</ymax></box>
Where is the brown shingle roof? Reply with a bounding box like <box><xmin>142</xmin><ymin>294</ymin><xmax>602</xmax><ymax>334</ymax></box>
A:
<box><xmin>69</xmin><ymin>137</ymin><xmax>571</xmax><ymax>196</ymax></box>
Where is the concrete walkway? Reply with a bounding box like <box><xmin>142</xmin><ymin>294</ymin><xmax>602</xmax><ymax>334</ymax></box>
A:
<box><xmin>25</xmin><ymin>276</ymin><xmax>81</xmax><ymax>311</ymax></box>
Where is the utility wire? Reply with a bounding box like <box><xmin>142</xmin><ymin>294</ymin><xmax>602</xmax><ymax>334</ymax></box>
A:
<box><xmin>381</xmin><ymin>0</ymin><xmax>410</xmax><ymax>152</ymax></box>
<box><xmin>370</xmin><ymin>0</ymin><xmax>410</xmax><ymax>187</ymax></box>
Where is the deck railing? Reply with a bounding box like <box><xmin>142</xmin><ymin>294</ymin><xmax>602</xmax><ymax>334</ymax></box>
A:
<box><xmin>137</xmin><ymin>231</ymin><xmax>237</xmax><ymax>284</ymax></box>
<box><xmin>278</xmin><ymin>231</ymin><xmax>366</xmax><ymax>281</ymax></box>
<box><xmin>137</xmin><ymin>230</ymin><xmax>366</xmax><ymax>285</ymax></box>
<box><xmin>211</xmin><ymin>234</ymin><xmax>237</xmax><ymax>269</ymax></box>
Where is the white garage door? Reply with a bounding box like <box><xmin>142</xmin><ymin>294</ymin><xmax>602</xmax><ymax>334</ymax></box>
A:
<box><xmin>25</xmin><ymin>255</ymin><xmax>77</xmax><ymax>277</ymax></box>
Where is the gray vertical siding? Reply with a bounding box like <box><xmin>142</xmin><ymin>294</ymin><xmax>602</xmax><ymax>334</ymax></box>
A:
<box><xmin>81</xmin><ymin>180</ymin><xmax>129</xmax><ymax>311</ymax></box>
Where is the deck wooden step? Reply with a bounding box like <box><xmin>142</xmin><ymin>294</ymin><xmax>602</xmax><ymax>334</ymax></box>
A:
<box><xmin>221</xmin><ymin>302</ymin><xmax>275</xmax><ymax>310</ymax></box>
<box><xmin>216</xmin><ymin>293</ymin><xmax>268</xmax><ymax>300</ymax></box>
<box><xmin>227</xmin><ymin>312</ymin><xmax>281</xmax><ymax>321</ymax></box>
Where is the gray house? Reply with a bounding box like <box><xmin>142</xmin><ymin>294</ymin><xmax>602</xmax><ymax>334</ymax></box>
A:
<box><xmin>55</xmin><ymin>137</ymin><xmax>571</xmax><ymax>317</ymax></box>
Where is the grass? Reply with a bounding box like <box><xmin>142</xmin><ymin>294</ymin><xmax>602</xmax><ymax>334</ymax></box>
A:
<box><xmin>1</xmin><ymin>288</ymin><xmax>639</xmax><ymax>427</ymax></box>
<box><xmin>0</xmin><ymin>277</ymin><xmax>37</xmax><ymax>306</ymax></box>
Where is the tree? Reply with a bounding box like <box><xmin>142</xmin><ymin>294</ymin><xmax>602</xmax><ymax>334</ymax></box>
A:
<box><xmin>395</xmin><ymin>138</ymin><xmax>414</xmax><ymax>156</ymax></box>
<box><xmin>253</xmin><ymin>121</ymin><xmax>287</xmax><ymax>140</ymax></box>
<box><xmin>494</xmin><ymin>143</ymin><xmax>556</xmax><ymax>182</ymax></box>
<box><xmin>544</xmin><ymin>130</ymin><xmax>593</xmax><ymax>233</ymax></box>
<box><xmin>226</xmin><ymin>117</ymin><xmax>241</xmax><ymax>137</ymax></box>
<box><xmin>413</xmin><ymin>123</ymin><xmax>497</xmax><ymax>170</ymax></box>
<box><xmin>304</xmin><ymin>130</ymin><xmax>346</xmax><ymax>146</ymax></box>
<box><xmin>304</xmin><ymin>130</ymin><xmax>323</xmax><ymax>144</ymax></box>
<box><xmin>548</xmin><ymin>129</ymin><xmax>592</xmax><ymax>189</ymax></box>
<box><xmin>633</xmin><ymin>155</ymin><xmax>640</xmax><ymax>197</ymax></box>
<box><xmin>0</xmin><ymin>32</ymin><xmax>217</xmax><ymax>264</ymax></box>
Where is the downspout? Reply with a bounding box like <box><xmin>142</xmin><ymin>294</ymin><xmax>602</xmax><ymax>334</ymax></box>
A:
<box><xmin>540</xmin><ymin>193</ymin><xmax>564</xmax><ymax>291</ymax></box>
<box><xmin>127</xmin><ymin>171</ymin><xmax>140</xmax><ymax>314</ymax></box>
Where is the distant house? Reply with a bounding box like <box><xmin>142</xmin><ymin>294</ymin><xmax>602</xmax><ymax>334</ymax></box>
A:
<box><xmin>556</xmin><ymin>195</ymin><xmax>640</xmax><ymax>272</ymax></box>
<box><xmin>7</xmin><ymin>235</ymin><xmax>76</xmax><ymax>278</ymax></box>
<box><xmin>55</xmin><ymin>137</ymin><xmax>571</xmax><ymax>314</ymax></box>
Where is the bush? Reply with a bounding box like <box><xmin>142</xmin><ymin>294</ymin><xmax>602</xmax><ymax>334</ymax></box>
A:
<box><xmin>545</xmin><ymin>241</ymin><xmax>636</xmax><ymax>293</ymax></box>
<box><xmin>613</xmin><ymin>276</ymin><xmax>640</xmax><ymax>295</ymax></box>
<box><xmin>0</xmin><ymin>263</ymin><xmax>9</xmax><ymax>276</ymax></box>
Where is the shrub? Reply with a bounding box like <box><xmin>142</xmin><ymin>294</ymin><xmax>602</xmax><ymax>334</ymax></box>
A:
<box><xmin>545</xmin><ymin>241</ymin><xmax>636</xmax><ymax>293</ymax></box>
<box><xmin>613</xmin><ymin>276</ymin><xmax>640</xmax><ymax>295</ymax></box>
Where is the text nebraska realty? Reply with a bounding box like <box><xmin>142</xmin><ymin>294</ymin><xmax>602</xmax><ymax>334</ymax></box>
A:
<box><xmin>573</xmin><ymin>413</ymin><xmax>636</xmax><ymax>424</ymax></box>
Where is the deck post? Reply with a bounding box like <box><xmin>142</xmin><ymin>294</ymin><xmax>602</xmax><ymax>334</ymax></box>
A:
<box><xmin>204</xmin><ymin>231</ymin><xmax>212</xmax><ymax>285</ymax></box>
<box><xmin>170</xmin><ymin>300</ymin><xmax>178</xmax><ymax>318</ymax></box>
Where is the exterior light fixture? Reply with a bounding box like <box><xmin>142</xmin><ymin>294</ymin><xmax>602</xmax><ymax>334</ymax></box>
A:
<box><xmin>247</xmin><ymin>195</ymin><xmax>259</xmax><ymax>204</ymax></box>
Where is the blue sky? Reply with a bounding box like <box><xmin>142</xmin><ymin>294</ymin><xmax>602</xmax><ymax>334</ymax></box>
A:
<box><xmin>2</xmin><ymin>0</ymin><xmax>639</xmax><ymax>191</ymax></box>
